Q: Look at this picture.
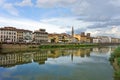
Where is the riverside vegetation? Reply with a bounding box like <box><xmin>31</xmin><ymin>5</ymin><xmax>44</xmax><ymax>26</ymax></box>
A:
<box><xmin>39</xmin><ymin>43</ymin><xmax>98</xmax><ymax>49</ymax></box>
<box><xmin>110</xmin><ymin>47</ymin><xmax>120</xmax><ymax>80</ymax></box>
<box><xmin>0</xmin><ymin>43</ymin><xmax>98</xmax><ymax>53</ymax></box>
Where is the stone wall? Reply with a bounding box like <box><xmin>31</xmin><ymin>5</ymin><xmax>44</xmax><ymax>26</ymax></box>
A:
<box><xmin>0</xmin><ymin>44</ymin><xmax>39</xmax><ymax>53</ymax></box>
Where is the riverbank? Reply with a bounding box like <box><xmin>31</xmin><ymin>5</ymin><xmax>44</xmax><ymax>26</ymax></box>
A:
<box><xmin>0</xmin><ymin>43</ymin><xmax>98</xmax><ymax>53</ymax></box>
<box><xmin>0</xmin><ymin>43</ymin><xmax>119</xmax><ymax>53</ymax></box>
<box><xmin>39</xmin><ymin>43</ymin><xmax>98</xmax><ymax>49</ymax></box>
<box><xmin>0</xmin><ymin>44</ymin><xmax>39</xmax><ymax>53</ymax></box>
<box><xmin>110</xmin><ymin>47</ymin><xmax>120</xmax><ymax>80</ymax></box>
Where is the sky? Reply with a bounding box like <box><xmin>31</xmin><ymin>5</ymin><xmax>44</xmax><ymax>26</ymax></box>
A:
<box><xmin>0</xmin><ymin>0</ymin><xmax>120</xmax><ymax>38</ymax></box>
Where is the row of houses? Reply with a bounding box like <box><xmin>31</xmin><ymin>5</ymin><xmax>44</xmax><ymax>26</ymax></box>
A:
<box><xmin>0</xmin><ymin>27</ymin><xmax>92</xmax><ymax>43</ymax></box>
<box><xmin>93</xmin><ymin>36</ymin><xmax>120</xmax><ymax>43</ymax></box>
<box><xmin>0</xmin><ymin>26</ymin><xmax>120</xmax><ymax>44</ymax></box>
<box><xmin>0</xmin><ymin>27</ymin><xmax>48</xmax><ymax>43</ymax></box>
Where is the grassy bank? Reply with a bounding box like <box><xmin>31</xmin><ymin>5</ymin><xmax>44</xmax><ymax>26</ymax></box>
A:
<box><xmin>110</xmin><ymin>47</ymin><xmax>120</xmax><ymax>80</ymax></box>
<box><xmin>39</xmin><ymin>44</ymin><xmax>98</xmax><ymax>49</ymax></box>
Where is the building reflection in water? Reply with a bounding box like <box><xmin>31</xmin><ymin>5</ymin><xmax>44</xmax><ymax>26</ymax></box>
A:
<box><xmin>70</xmin><ymin>48</ymin><xmax>91</xmax><ymax>61</ymax></box>
<box><xmin>92</xmin><ymin>47</ymin><xmax>115</xmax><ymax>54</ymax></box>
<box><xmin>0</xmin><ymin>50</ymin><xmax>47</xmax><ymax>68</ymax></box>
<box><xmin>0</xmin><ymin>47</ymin><xmax>114</xmax><ymax>68</ymax></box>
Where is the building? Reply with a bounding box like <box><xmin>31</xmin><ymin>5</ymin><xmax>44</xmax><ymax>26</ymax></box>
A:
<box><xmin>74</xmin><ymin>32</ymin><xmax>92</xmax><ymax>43</ymax></box>
<box><xmin>23</xmin><ymin>30</ymin><xmax>32</xmax><ymax>43</ymax></box>
<box><xmin>0</xmin><ymin>27</ymin><xmax>17</xmax><ymax>43</ymax></box>
<box><xmin>71</xmin><ymin>26</ymin><xmax>74</xmax><ymax>37</ymax></box>
<box><xmin>0</xmin><ymin>27</ymin><xmax>32</xmax><ymax>43</ymax></box>
<box><xmin>93</xmin><ymin>38</ymin><xmax>101</xmax><ymax>43</ymax></box>
<box><xmin>48</xmin><ymin>33</ymin><xmax>73</xmax><ymax>43</ymax></box>
<box><xmin>93</xmin><ymin>36</ymin><xmax>111</xmax><ymax>43</ymax></box>
<box><xmin>33</xmin><ymin>29</ymin><xmax>48</xmax><ymax>43</ymax></box>
<box><xmin>17</xmin><ymin>29</ymin><xmax>24</xmax><ymax>42</ymax></box>
<box><xmin>17</xmin><ymin>29</ymin><xmax>32</xmax><ymax>43</ymax></box>
<box><xmin>111</xmin><ymin>37</ymin><xmax>120</xmax><ymax>43</ymax></box>
<box><xmin>48</xmin><ymin>33</ymin><xmax>59</xmax><ymax>43</ymax></box>
<box><xmin>93</xmin><ymin>36</ymin><xmax>120</xmax><ymax>43</ymax></box>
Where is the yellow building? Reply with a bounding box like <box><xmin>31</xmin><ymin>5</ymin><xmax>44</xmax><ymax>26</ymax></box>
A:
<box><xmin>74</xmin><ymin>32</ymin><xmax>91</xmax><ymax>43</ymax></box>
<box><xmin>48</xmin><ymin>33</ymin><xmax>59</xmax><ymax>43</ymax></box>
<box><xmin>48</xmin><ymin>33</ymin><xmax>72</xmax><ymax>43</ymax></box>
<box><xmin>17</xmin><ymin>29</ymin><xmax>24</xmax><ymax>42</ymax></box>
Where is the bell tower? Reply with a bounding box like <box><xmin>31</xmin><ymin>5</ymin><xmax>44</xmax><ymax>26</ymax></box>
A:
<box><xmin>72</xmin><ymin>26</ymin><xmax>74</xmax><ymax>37</ymax></box>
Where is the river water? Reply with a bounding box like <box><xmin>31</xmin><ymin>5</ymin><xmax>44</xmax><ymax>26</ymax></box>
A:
<box><xmin>0</xmin><ymin>46</ymin><xmax>117</xmax><ymax>80</ymax></box>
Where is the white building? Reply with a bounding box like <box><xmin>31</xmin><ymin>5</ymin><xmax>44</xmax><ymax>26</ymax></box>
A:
<box><xmin>93</xmin><ymin>38</ymin><xmax>101</xmax><ymax>43</ymax></box>
<box><xmin>23</xmin><ymin>30</ymin><xmax>32</xmax><ymax>43</ymax></box>
<box><xmin>93</xmin><ymin>36</ymin><xmax>111</xmax><ymax>43</ymax></box>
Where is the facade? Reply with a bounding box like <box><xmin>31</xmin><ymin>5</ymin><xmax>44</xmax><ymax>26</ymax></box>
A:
<box><xmin>74</xmin><ymin>32</ymin><xmax>92</xmax><ymax>43</ymax></box>
<box><xmin>111</xmin><ymin>37</ymin><xmax>120</xmax><ymax>43</ymax></box>
<box><xmin>33</xmin><ymin>29</ymin><xmax>48</xmax><ymax>43</ymax></box>
<box><xmin>48</xmin><ymin>33</ymin><xmax>72</xmax><ymax>43</ymax></box>
<box><xmin>17</xmin><ymin>29</ymin><xmax>24</xmax><ymax>42</ymax></box>
<box><xmin>0</xmin><ymin>27</ymin><xmax>17</xmax><ymax>43</ymax></box>
<box><xmin>93</xmin><ymin>36</ymin><xmax>120</xmax><ymax>43</ymax></box>
<box><xmin>23</xmin><ymin>30</ymin><xmax>32</xmax><ymax>43</ymax></box>
<box><xmin>17</xmin><ymin>29</ymin><xmax>32</xmax><ymax>43</ymax></box>
<box><xmin>93</xmin><ymin>36</ymin><xmax>111</xmax><ymax>43</ymax></box>
<box><xmin>93</xmin><ymin>38</ymin><xmax>100</xmax><ymax>43</ymax></box>
<box><xmin>48</xmin><ymin>33</ymin><xmax>59</xmax><ymax>43</ymax></box>
<box><xmin>0</xmin><ymin>27</ymin><xmax>32</xmax><ymax>43</ymax></box>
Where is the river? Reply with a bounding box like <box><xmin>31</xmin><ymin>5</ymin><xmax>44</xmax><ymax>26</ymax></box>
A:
<box><xmin>0</xmin><ymin>46</ymin><xmax>117</xmax><ymax>80</ymax></box>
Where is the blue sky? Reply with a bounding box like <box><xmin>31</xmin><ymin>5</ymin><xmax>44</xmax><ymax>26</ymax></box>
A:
<box><xmin>0</xmin><ymin>0</ymin><xmax>120</xmax><ymax>38</ymax></box>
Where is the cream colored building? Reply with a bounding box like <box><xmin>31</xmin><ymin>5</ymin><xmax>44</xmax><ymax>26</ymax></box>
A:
<box><xmin>33</xmin><ymin>29</ymin><xmax>48</xmax><ymax>43</ymax></box>
<box><xmin>111</xmin><ymin>37</ymin><xmax>120</xmax><ymax>43</ymax></box>
<box><xmin>0</xmin><ymin>27</ymin><xmax>17</xmax><ymax>43</ymax></box>
<box><xmin>0</xmin><ymin>27</ymin><xmax>33</xmax><ymax>43</ymax></box>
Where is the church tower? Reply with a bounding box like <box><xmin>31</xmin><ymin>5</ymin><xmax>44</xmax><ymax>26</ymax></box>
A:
<box><xmin>72</xmin><ymin>26</ymin><xmax>74</xmax><ymax>37</ymax></box>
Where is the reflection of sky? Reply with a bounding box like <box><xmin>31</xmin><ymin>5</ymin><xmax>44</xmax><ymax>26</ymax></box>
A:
<box><xmin>0</xmin><ymin>47</ymin><xmax>115</xmax><ymax>80</ymax></box>
<box><xmin>46</xmin><ymin>47</ymin><xmax>113</xmax><ymax>65</ymax></box>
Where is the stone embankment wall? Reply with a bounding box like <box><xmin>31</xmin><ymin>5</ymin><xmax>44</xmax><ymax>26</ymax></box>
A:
<box><xmin>0</xmin><ymin>44</ymin><xmax>39</xmax><ymax>53</ymax></box>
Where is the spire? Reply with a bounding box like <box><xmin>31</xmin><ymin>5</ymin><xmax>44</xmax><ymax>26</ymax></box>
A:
<box><xmin>72</xmin><ymin>26</ymin><xmax>74</xmax><ymax>37</ymax></box>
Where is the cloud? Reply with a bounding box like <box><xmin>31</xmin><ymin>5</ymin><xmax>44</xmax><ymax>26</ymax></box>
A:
<box><xmin>72</xmin><ymin>0</ymin><xmax>120</xmax><ymax>21</ymax></box>
<box><xmin>87</xmin><ymin>19</ymin><xmax>120</xmax><ymax>29</ymax></box>
<box><xmin>40</xmin><ymin>17</ymin><xmax>92</xmax><ymax>28</ymax></box>
<box><xmin>0</xmin><ymin>0</ymin><xmax>4</xmax><ymax>5</ymax></box>
<box><xmin>109</xmin><ymin>0</ymin><xmax>120</xmax><ymax>7</ymax></box>
<box><xmin>15</xmin><ymin>0</ymin><xmax>33</xmax><ymax>7</ymax></box>
<box><xmin>35</xmin><ymin>0</ymin><xmax>120</xmax><ymax>22</ymax></box>
<box><xmin>3</xmin><ymin>3</ymin><xmax>19</xmax><ymax>16</ymax></box>
<box><xmin>36</xmin><ymin>0</ymin><xmax>77</xmax><ymax>8</ymax></box>
<box><xmin>0</xmin><ymin>0</ymin><xmax>120</xmax><ymax>38</ymax></box>
<box><xmin>0</xmin><ymin>0</ymin><xmax>19</xmax><ymax>16</ymax></box>
<box><xmin>0</xmin><ymin>17</ymin><xmax>66</xmax><ymax>33</ymax></box>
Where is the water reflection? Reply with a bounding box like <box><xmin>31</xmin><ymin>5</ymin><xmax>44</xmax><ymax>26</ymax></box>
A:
<box><xmin>0</xmin><ymin>46</ymin><xmax>116</xmax><ymax>80</ymax></box>
<box><xmin>0</xmin><ymin>46</ymin><xmax>115</xmax><ymax>68</ymax></box>
<box><xmin>0</xmin><ymin>51</ymin><xmax>47</xmax><ymax>68</ymax></box>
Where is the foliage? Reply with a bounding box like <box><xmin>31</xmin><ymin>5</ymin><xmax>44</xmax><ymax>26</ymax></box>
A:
<box><xmin>114</xmin><ymin>70</ymin><xmax>120</xmax><ymax>80</ymax></box>
<box><xmin>109</xmin><ymin>53</ymin><xmax>115</xmax><ymax>62</ymax></box>
<box><xmin>110</xmin><ymin>46</ymin><xmax>120</xmax><ymax>80</ymax></box>
<box><xmin>113</xmin><ymin>47</ymin><xmax>120</xmax><ymax>57</ymax></box>
<box><xmin>117</xmin><ymin>57</ymin><xmax>120</xmax><ymax>66</ymax></box>
<box><xmin>39</xmin><ymin>44</ymin><xmax>98</xmax><ymax>49</ymax></box>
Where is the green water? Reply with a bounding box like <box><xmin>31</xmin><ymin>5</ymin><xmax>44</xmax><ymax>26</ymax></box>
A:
<box><xmin>0</xmin><ymin>46</ymin><xmax>116</xmax><ymax>80</ymax></box>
